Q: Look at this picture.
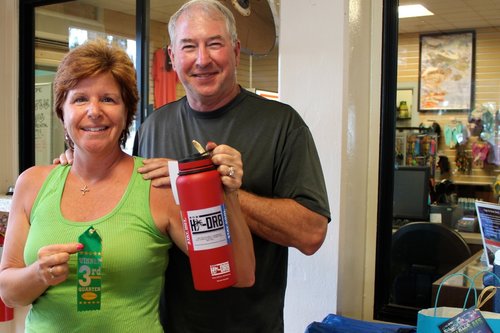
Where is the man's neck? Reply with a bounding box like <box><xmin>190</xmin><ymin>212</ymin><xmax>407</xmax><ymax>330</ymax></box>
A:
<box><xmin>187</xmin><ymin>84</ymin><xmax>241</xmax><ymax>112</ymax></box>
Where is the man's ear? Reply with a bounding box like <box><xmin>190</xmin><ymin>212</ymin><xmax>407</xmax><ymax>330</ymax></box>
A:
<box><xmin>234</xmin><ymin>40</ymin><xmax>241</xmax><ymax>67</ymax></box>
<box><xmin>167</xmin><ymin>46</ymin><xmax>176</xmax><ymax>71</ymax></box>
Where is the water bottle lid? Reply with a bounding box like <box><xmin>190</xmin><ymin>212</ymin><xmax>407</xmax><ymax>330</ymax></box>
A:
<box><xmin>178</xmin><ymin>153</ymin><xmax>216</xmax><ymax>174</ymax></box>
<box><xmin>179</xmin><ymin>152</ymin><xmax>208</xmax><ymax>163</ymax></box>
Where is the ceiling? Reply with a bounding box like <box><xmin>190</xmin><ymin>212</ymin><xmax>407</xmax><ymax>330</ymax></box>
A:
<box><xmin>84</xmin><ymin>0</ymin><xmax>279</xmax><ymax>55</ymax></box>
<box><xmin>94</xmin><ymin>0</ymin><xmax>186</xmax><ymax>23</ymax></box>
<box><xmin>83</xmin><ymin>0</ymin><xmax>280</xmax><ymax>28</ymax></box>
<box><xmin>75</xmin><ymin>1</ymin><xmax>500</xmax><ymax>38</ymax></box>
<box><xmin>399</xmin><ymin>0</ymin><xmax>500</xmax><ymax>34</ymax></box>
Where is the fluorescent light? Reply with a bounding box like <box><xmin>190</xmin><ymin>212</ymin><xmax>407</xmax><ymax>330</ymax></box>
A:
<box><xmin>399</xmin><ymin>4</ymin><xmax>434</xmax><ymax>18</ymax></box>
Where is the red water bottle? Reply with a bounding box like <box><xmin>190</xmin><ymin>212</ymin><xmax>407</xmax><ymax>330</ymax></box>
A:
<box><xmin>176</xmin><ymin>154</ymin><xmax>237</xmax><ymax>291</ymax></box>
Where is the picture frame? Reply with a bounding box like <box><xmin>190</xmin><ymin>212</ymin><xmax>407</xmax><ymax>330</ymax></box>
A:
<box><xmin>34</xmin><ymin>82</ymin><xmax>53</xmax><ymax>165</ymax></box>
<box><xmin>397</xmin><ymin>83</ymin><xmax>418</xmax><ymax>120</ymax></box>
<box><xmin>418</xmin><ymin>31</ymin><xmax>475</xmax><ymax>112</ymax></box>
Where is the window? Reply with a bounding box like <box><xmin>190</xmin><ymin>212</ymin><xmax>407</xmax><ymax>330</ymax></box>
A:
<box><xmin>375</xmin><ymin>0</ymin><xmax>500</xmax><ymax>325</ymax></box>
<box><xmin>20</xmin><ymin>0</ymin><xmax>279</xmax><ymax>171</ymax></box>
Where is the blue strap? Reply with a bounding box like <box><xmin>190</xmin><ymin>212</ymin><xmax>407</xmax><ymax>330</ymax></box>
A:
<box><xmin>474</xmin><ymin>269</ymin><xmax>500</xmax><ymax>287</ymax></box>
<box><xmin>433</xmin><ymin>272</ymin><xmax>477</xmax><ymax>317</ymax></box>
<box><xmin>433</xmin><ymin>269</ymin><xmax>500</xmax><ymax>317</ymax></box>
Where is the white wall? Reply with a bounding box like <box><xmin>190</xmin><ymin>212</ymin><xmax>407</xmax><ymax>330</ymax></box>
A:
<box><xmin>280</xmin><ymin>0</ymin><xmax>343</xmax><ymax>331</ymax></box>
<box><xmin>0</xmin><ymin>0</ymin><xmax>19</xmax><ymax>193</ymax></box>
<box><xmin>0</xmin><ymin>0</ymin><xmax>24</xmax><ymax>330</ymax></box>
<box><xmin>281</xmin><ymin>0</ymin><xmax>381</xmax><ymax>330</ymax></box>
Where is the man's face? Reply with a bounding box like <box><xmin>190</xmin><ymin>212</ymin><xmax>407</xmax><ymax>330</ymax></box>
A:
<box><xmin>169</xmin><ymin>11</ymin><xmax>240</xmax><ymax>111</ymax></box>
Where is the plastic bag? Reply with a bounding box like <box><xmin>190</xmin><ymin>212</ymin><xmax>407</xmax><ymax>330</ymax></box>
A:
<box><xmin>305</xmin><ymin>314</ymin><xmax>416</xmax><ymax>333</ymax></box>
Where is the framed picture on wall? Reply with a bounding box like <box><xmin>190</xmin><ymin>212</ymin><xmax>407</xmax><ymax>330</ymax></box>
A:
<box><xmin>397</xmin><ymin>83</ymin><xmax>418</xmax><ymax>120</ymax></box>
<box><xmin>418</xmin><ymin>31</ymin><xmax>475</xmax><ymax>112</ymax></box>
<box><xmin>34</xmin><ymin>82</ymin><xmax>52</xmax><ymax>165</ymax></box>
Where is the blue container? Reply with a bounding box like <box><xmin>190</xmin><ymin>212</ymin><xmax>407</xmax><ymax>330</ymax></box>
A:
<box><xmin>305</xmin><ymin>314</ymin><xmax>416</xmax><ymax>333</ymax></box>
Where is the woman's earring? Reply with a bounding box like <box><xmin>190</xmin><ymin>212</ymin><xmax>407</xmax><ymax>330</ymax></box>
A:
<box><xmin>120</xmin><ymin>130</ymin><xmax>128</xmax><ymax>147</ymax></box>
<box><xmin>64</xmin><ymin>131</ymin><xmax>75</xmax><ymax>150</ymax></box>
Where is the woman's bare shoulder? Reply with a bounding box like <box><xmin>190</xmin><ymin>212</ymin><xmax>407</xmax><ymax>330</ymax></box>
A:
<box><xmin>149</xmin><ymin>185</ymin><xmax>178</xmax><ymax>234</ymax></box>
<box><xmin>15</xmin><ymin>165</ymin><xmax>58</xmax><ymax>194</ymax></box>
<box><xmin>10</xmin><ymin>165</ymin><xmax>58</xmax><ymax>215</ymax></box>
<box><xmin>18</xmin><ymin>165</ymin><xmax>56</xmax><ymax>183</ymax></box>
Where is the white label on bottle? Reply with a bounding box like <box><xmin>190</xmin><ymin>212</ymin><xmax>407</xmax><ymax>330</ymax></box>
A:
<box><xmin>210</xmin><ymin>261</ymin><xmax>231</xmax><ymax>277</ymax></box>
<box><xmin>186</xmin><ymin>204</ymin><xmax>230</xmax><ymax>251</ymax></box>
<box><xmin>168</xmin><ymin>161</ymin><xmax>180</xmax><ymax>205</ymax></box>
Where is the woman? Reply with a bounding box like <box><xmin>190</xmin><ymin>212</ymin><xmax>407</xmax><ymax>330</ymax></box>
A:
<box><xmin>0</xmin><ymin>39</ymin><xmax>254</xmax><ymax>332</ymax></box>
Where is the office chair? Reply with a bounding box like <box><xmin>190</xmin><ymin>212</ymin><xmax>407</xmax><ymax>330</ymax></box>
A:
<box><xmin>389</xmin><ymin>222</ymin><xmax>472</xmax><ymax>309</ymax></box>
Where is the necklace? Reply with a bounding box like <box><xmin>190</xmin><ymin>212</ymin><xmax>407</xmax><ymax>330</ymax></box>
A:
<box><xmin>80</xmin><ymin>184</ymin><xmax>90</xmax><ymax>196</ymax></box>
<box><xmin>72</xmin><ymin>170</ymin><xmax>90</xmax><ymax>196</ymax></box>
<box><xmin>71</xmin><ymin>153</ymin><xmax>126</xmax><ymax>197</ymax></box>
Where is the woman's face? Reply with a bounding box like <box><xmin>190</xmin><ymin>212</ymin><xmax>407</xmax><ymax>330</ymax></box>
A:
<box><xmin>63</xmin><ymin>72</ymin><xmax>126</xmax><ymax>155</ymax></box>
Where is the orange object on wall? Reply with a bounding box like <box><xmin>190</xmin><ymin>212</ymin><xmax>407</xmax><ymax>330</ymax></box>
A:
<box><xmin>152</xmin><ymin>48</ymin><xmax>178</xmax><ymax>108</ymax></box>
<box><xmin>0</xmin><ymin>234</ymin><xmax>13</xmax><ymax>321</ymax></box>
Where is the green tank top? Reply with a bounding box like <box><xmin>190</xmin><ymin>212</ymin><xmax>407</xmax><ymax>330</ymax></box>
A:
<box><xmin>24</xmin><ymin>157</ymin><xmax>172</xmax><ymax>333</ymax></box>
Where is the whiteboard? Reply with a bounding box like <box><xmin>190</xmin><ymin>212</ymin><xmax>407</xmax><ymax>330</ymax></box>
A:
<box><xmin>35</xmin><ymin>82</ymin><xmax>52</xmax><ymax>165</ymax></box>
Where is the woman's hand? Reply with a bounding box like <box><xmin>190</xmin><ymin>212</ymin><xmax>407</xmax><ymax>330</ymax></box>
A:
<box><xmin>37</xmin><ymin>243</ymin><xmax>83</xmax><ymax>286</ymax></box>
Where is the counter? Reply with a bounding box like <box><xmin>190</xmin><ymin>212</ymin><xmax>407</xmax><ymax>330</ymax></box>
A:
<box><xmin>0</xmin><ymin>195</ymin><xmax>12</xmax><ymax>213</ymax></box>
<box><xmin>432</xmin><ymin>250</ymin><xmax>491</xmax><ymax>310</ymax></box>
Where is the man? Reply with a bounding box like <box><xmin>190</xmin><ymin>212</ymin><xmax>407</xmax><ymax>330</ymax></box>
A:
<box><xmin>134</xmin><ymin>1</ymin><xmax>331</xmax><ymax>332</ymax></box>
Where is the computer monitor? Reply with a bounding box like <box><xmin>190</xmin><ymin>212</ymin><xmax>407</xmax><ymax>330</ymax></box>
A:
<box><xmin>393</xmin><ymin>166</ymin><xmax>430</xmax><ymax>221</ymax></box>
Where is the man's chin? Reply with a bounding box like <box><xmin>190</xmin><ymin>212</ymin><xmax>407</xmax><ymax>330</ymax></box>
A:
<box><xmin>190</xmin><ymin>86</ymin><xmax>219</xmax><ymax>99</ymax></box>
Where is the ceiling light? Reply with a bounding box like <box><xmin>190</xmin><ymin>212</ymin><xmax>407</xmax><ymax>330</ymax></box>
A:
<box><xmin>399</xmin><ymin>4</ymin><xmax>434</xmax><ymax>18</ymax></box>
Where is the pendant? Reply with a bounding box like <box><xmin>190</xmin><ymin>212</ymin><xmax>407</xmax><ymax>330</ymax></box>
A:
<box><xmin>80</xmin><ymin>185</ymin><xmax>90</xmax><ymax>196</ymax></box>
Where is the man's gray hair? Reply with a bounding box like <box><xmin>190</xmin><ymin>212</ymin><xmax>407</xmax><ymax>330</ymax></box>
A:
<box><xmin>168</xmin><ymin>0</ymin><xmax>238</xmax><ymax>46</ymax></box>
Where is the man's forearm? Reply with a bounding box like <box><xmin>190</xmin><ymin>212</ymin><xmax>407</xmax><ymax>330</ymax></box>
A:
<box><xmin>238</xmin><ymin>190</ymin><xmax>327</xmax><ymax>255</ymax></box>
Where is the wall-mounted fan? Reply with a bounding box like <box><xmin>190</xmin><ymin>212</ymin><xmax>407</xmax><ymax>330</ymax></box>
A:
<box><xmin>220</xmin><ymin>0</ymin><xmax>278</xmax><ymax>56</ymax></box>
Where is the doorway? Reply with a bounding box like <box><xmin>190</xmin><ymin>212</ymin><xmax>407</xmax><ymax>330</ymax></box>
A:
<box><xmin>375</xmin><ymin>0</ymin><xmax>500</xmax><ymax>325</ymax></box>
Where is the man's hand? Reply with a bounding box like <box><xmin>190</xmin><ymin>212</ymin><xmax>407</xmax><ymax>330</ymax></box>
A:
<box><xmin>138</xmin><ymin>158</ymin><xmax>172</xmax><ymax>188</ymax></box>
<box><xmin>209</xmin><ymin>142</ymin><xmax>243</xmax><ymax>193</ymax></box>
<box><xmin>52</xmin><ymin>149</ymin><xmax>74</xmax><ymax>165</ymax></box>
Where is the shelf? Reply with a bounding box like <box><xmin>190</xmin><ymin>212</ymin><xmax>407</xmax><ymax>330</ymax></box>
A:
<box><xmin>452</xmin><ymin>181</ymin><xmax>493</xmax><ymax>186</ymax></box>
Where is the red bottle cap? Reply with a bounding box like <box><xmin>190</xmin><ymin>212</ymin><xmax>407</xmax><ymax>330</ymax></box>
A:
<box><xmin>178</xmin><ymin>154</ymin><xmax>216</xmax><ymax>174</ymax></box>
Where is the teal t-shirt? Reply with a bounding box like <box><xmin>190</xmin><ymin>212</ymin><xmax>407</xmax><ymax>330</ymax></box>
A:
<box><xmin>24</xmin><ymin>157</ymin><xmax>172</xmax><ymax>333</ymax></box>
